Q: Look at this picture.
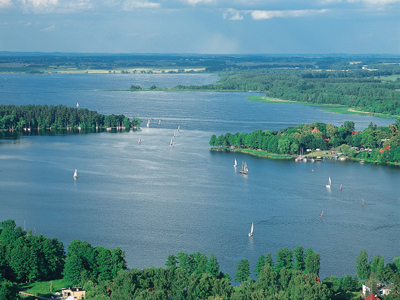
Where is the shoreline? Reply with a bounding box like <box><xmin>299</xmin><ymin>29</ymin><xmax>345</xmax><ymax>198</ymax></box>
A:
<box><xmin>247</xmin><ymin>96</ymin><xmax>398</xmax><ymax>119</ymax></box>
<box><xmin>211</xmin><ymin>147</ymin><xmax>400</xmax><ymax>167</ymax></box>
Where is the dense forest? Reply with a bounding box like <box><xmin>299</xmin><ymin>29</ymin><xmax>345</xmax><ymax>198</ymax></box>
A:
<box><xmin>210</xmin><ymin>120</ymin><xmax>400</xmax><ymax>165</ymax></box>
<box><xmin>170</xmin><ymin>68</ymin><xmax>400</xmax><ymax>116</ymax></box>
<box><xmin>0</xmin><ymin>104</ymin><xmax>142</xmax><ymax>130</ymax></box>
<box><xmin>1</xmin><ymin>219</ymin><xmax>400</xmax><ymax>299</ymax></box>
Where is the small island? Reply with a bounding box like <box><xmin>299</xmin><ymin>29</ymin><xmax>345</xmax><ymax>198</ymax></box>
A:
<box><xmin>0</xmin><ymin>104</ymin><xmax>142</xmax><ymax>131</ymax></box>
<box><xmin>210</xmin><ymin>120</ymin><xmax>400</xmax><ymax>165</ymax></box>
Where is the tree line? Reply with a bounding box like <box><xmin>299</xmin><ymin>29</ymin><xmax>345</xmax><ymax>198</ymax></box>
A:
<box><xmin>210</xmin><ymin>120</ymin><xmax>400</xmax><ymax>165</ymax></box>
<box><xmin>1</xmin><ymin>219</ymin><xmax>400</xmax><ymax>299</ymax></box>
<box><xmin>168</xmin><ymin>68</ymin><xmax>400</xmax><ymax>116</ymax></box>
<box><xmin>0</xmin><ymin>219</ymin><xmax>127</xmax><ymax>299</ymax></box>
<box><xmin>0</xmin><ymin>104</ymin><xmax>142</xmax><ymax>130</ymax></box>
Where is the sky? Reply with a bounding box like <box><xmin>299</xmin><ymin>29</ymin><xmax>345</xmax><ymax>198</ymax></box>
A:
<box><xmin>0</xmin><ymin>0</ymin><xmax>399</xmax><ymax>54</ymax></box>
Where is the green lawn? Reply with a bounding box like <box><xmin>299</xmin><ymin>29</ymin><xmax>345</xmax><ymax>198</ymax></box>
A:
<box><xmin>19</xmin><ymin>279</ymin><xmax>72</xmax><ymax>298</ymax></box>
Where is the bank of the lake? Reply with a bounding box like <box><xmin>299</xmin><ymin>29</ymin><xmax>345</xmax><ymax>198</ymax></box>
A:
<box><xmin>248</xmin><ymin>96</ymin><xmax>399</xmax><ymax>119</ymax></box>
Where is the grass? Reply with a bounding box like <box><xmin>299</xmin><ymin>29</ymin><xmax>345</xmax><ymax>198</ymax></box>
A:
<box><xmin>19</xmin><ymin>278</ymin><xmax>72</xmax><ymax>298</ymax></box>
<box><xmin>377</xmin><ymin>75</ymin><xmax>400</xmax><ymax>82</ymax></box>
<box><xmin>239</xmin><ymin>149</ymin><xmax>294</xmax><ymax>159</ymax></box>
<box><xmin>247</xmin><ymin>96</ymin><xmax>399</xmax><ymax>119</ymax></box>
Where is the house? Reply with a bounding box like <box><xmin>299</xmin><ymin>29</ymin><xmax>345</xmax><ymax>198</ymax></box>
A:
<box><xmin>62</xmin><ymin>287</ymin><xmax>86</xmax><ymax>300</ymax></box>
<box><xmin>362</xmin><ymin>283</ymin><xmax>393</xmax><ymax>296</ymax></box>
<box><xmin>379</xmin><ymin>145</ymin><xmax>390</xmax><ymax>154</ymax></box>
<box><xmin>379</xmin><ymin>284</ymin><xmax>394</xmax><ymax>295</ymax></box>
<box><xmin>322</xmin><ymin>134</ymin><xmax>330</xmax><ymax>141</ymax></box>
<box><xmin>312</xmin><ymin>127</ymin><xmax>320</xmax><ymax>133</ymax></box>
<box><xmin>364</xmin><ymin>293</ymin><xmax>380</xmax><ymax>300</ymax></box>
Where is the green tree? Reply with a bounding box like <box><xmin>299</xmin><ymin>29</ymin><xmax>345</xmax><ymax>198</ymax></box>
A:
<box><xmin>235</xmin><ymin>259</ymin><xmax>250</xmax><ymax>285</ymax></box>
<box><xmin>276</xmin><ymin>248</ymin><xmax>293</xmax><ymax>272</ymax></box>
<box><xmin>0</xmin><ymin>279</ymin><xmax>18</xmax><ymax>300</ymax></box>
<box><xmin>356</xmin><ymin>249</ymin><xmax>369</xmax><ymax>281</ymax></box>
<box><xmin>305</xmin><ymin>250</ymin><xmax>320</xmax><ymax>276</ymax></box>
<box><xmin>293</xmin><ymin>246</ymin><xmax>305</xmax><ymax>272</ymax></box>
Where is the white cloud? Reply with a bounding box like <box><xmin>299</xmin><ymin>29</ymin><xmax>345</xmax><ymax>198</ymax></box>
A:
<box><xmin>223</xmin><ymin>8</ymin><xmax>243</xmax><ymax>20</ymax></box>
<box><xmin>15</xmin><ymin>0</ymin><xmax>93</xmax><ymax>13</ymax></box>
<box><xmin>348</xmin><ymin>0</ymin><xmax>400</xmax><ymax>4</ymax></box>
<box><xmin>0</xmin><ymin>0</ymin><xmax>13</xmax><ymax>8</ymax></box>
<box><xmin>186</xmin><ymin>0</ymin><xmax>215</xmax><ymax>5</ymax></box>
<box><xmin>250</xmin><ymin>9</ymin><xmax>329</xmax><ymax>19</ymax></box>
<box><xmin>223</xmin><ymin>8</ymin><xmax>329</xmax><ymax>20</ymax></box>
<box><xmin>121</xmin><ymin>0</ymin><xmax>160</xmax><ymax>10</ymax></box>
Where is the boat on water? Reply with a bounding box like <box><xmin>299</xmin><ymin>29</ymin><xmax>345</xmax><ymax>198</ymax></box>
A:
<box><xmin>147</xmin><ymin>120</ymin><xmax>150</xmax><ymax>128</ymax></box>
<box><xmin>177</xmin><ymin>125</ymin><xmax>180</xmax><ymax>132</ymax></box>
<box><xmin>138</xmin><ymin>138</ymin><xmax>141</xmax><ymax>144</ymax></box>
<box><xmin>326</xmin><ymin>177</ymin><xmax>331</xmax><ymax>188</ymax></box>
<box><xmin>234</xmin><ymin>159</ymin><xmax>237</xmax><ymax>168</ymax></box>
<box><xmin>73</xmin><ymin>169</ymin><xmax>78</xmax><ymax>178</ymax></box>
<box><xmin>76</xmin><ymin>102</ymin><xmax>79</xmax><ymax>108</ymax></box>
<box><xmin>238</xmin><ymin>161</ymin><xmax>248</xmax><ymax>174</ymax></box>
<box><xmin>360</xmin><ymin>160</ymin><xmax>365</xmax><ymax>164</ymax></box>
<box><xmin>316</xmin><ymin>156</ymin><xmax>322</xmax><ymax>161</ymax></box>
<box><xmin>248</xmin><ymin>222</ymin><xmax>253</xmax><ymax>237</ymax></box>
<box><xmin>170</xmin><ymin>139</ymin><xmax>174</xmax><ymax>147</ymax></box>
<box><xmin>158</xmin><ymin>120</ymin><xmax>161</xmax><ymax>125</ymax></box>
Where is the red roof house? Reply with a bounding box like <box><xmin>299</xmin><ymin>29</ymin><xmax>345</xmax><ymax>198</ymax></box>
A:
<box><xmin>364</xmin><ymin>293</ymin><xmax>380</xmax><ymax>300</ymax></box>
<box><xmin>380</xmin><ymin>145</ymin><xmax>390</xmax><ymax>154</ymax></box>
<box><xmin>312</xmin><ymin>127</ymin><xmax>320</xmax><ymax>133</ymax></box>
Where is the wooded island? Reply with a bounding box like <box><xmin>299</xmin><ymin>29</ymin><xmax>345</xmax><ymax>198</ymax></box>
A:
<box><xmin>0</xmin><ymin>104</ymin><xmax>142</xmax><ymax>131</ymax></box>
<box><xmin>210</xmin><ymin>121</ymin><xmax>400</xmax><ymax>165</ymax></box>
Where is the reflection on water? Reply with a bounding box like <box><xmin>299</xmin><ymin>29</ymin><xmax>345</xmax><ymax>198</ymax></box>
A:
<box><xmin>0</xmin><ymin>74</ymin><xmax>399</xmax><ymax>282</ymax></box>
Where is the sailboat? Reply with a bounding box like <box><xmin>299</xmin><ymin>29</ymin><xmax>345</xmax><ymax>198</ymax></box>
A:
<box><xmin>73</xmin><ymin>169</ymin><xmax>78</xmax><ymax>178</ymax></box>
<box><xmin>158</xmin><ymin>120</ymin><xmax>161</xmax><ymax>125</ymax></box>
<box><xmin>170</xmin><ymin>138</ymin><xmax>174</xmax><ymax>147</ymax></box>
<box><xmin>76</xmin><ymin>102</ymin><xmax>79</xmax><ymax>108</ymax></box>
<box><xmin>138</xmin><ymin>138</ymin><xmax>141</xmax><ymax>144</ymax></box>
<box><xmin>326</xmin><ymin>177</ymin><xmax>331</xmax><ymax>188</ymax></box>
<box><xmin>234</xmin><ymin>159</ymin><xmax>237</xmax><ymax>168</ymax></box>
<box><xmin>248</xmin><ymin>222</ymin><xmax>253</xmax><ymax>237</ymax></box>
<box><xmin>238</xmin><ymin>161</ymin><xmax>248</xmax><ymax>174</ymax></box>
<box><xmin>147</xmin><ymin>119</ymin><xmax>150</xmax><ymax>128</ymax></box>
<box><xmin>177</xmin><ymin>125</ymin><xmax>180</xmax><ymax>132</ymax></box>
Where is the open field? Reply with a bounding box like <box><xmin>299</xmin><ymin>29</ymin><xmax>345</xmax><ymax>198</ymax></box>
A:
<box><xmin>247</xmin><ymin>96</ymin><xmax>399</xmax><ymax>119</ymax></box>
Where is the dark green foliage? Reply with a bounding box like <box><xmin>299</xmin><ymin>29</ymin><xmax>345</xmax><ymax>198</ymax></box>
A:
<box><xmin>305</xmin><ymin>251</ymin><xmax>321</xmax><ymax>276</ymax></box>
<box><xmin>235</xmin><ymin>259</ymin><xmax>250</xmax><ymax>284</ymax></box>
<box><xmin>0</xmin><ymin>221</ymin><xmax>65</xmax><ymax>283</ymax></box>
<box><xmin>0</xmin><ymin>104</ymin><xmax>141</xmax><ymax>130</ymax></box>
<box><xmin>212</xmin><ymin>120</ymin><xmax>400</xmax><ymax>165</ymax></box>
<box><xmin>110</xmin><ymin>264</ymin><xmax>233</xmax><ymax>300</ymax></box>
<box><xmin>0</xmin><ymin>279</ymin><xmax>18</xmax><ymax>300</ymax></box>
<box><xmin>276</xmin><ymin>248</ymin><xmax>293</xmax><ymax>272</ymax></box>
<box><xmin>63</xmin><ymin>239</ymin><xmax>126</xmax><ymax>285</ymax></box>
<box><xmin>356</xmin><ymin>249</ymin><xmax>369</xmax><ymax>280</ymax></box>
<box><xmin>294</xmin><ymin>246</ymin><xmax>306</xmax><ymax>271</ymax></box>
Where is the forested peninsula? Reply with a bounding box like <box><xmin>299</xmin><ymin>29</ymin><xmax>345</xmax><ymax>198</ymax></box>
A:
<box><xmin>210</xmin><ymin>120</ymin><xmax>400</xmax><ymax>165</ymax></box>
<box><xmin>0</xmin><ymin>104</ymin><xmax>142</xmax><ymax>131</ymax></box>
<box><xmin>1</xmin><ymin>219</ymin><xmax>400</xmax><ymax>300</ymax></box>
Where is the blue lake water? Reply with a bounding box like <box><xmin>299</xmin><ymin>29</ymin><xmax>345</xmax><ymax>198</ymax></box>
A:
<box><xmin>0</xmin><ymin>73</ymin><xmax>399</xmax><ymax>282</ymax></box>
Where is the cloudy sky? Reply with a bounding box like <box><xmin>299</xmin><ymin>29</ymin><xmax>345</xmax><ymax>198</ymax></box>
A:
<box><xmin>0</xmin><ymin>0</ymin><xmax>399</xmax><ymax>54</ymax></box>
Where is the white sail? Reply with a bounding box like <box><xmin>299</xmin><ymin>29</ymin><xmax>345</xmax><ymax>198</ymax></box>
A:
<box><xmin>73</xmin><ymin>169</ymin><xmax>78</xmax><ymax>178</ymax></box>
<box><xmin>76</xmin><ymin>102</ymin><xmax>79</xmax><ymax>107</ymax></box>
<box><xmin>234</xmin><ymin>159</ymin><xmax>237</xmax><ymax>167</ymax></box>
<box><xmin>326</xmin><ymin>176</ymin><xmax>331</xmax><ymax>188</ymax></box>
<box><xmin>248</xmin><ymin>222</ymin><xmax>253</xmax><ymax>237</ymax></box>
<box><xmin>138</xmin><ymin>138</ymin><xmax>141</xmax><ymax>144</ymax></box>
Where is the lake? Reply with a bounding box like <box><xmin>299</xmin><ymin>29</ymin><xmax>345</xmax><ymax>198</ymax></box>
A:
<box><xmin>0</xmin><ymin>73</ymin><xmax>399</xmax><ymax>282</ymax></box>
